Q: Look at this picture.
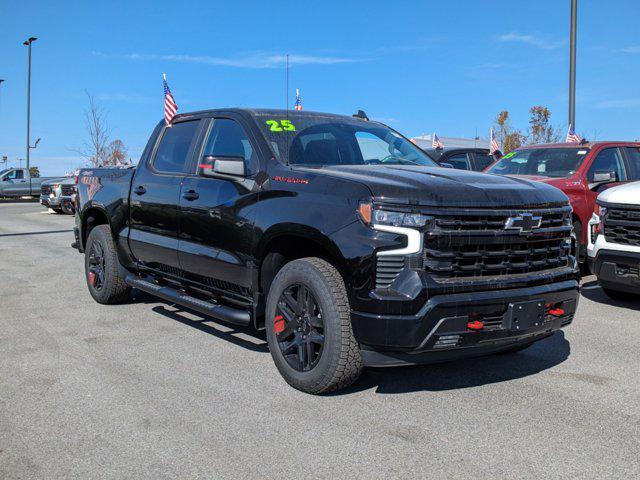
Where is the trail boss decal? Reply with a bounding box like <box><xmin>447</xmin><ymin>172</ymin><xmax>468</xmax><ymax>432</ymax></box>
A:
<box><xmin>272</xmin><ymin>176</ymin><xmax>309</xmax><ymax>185</ymax></box>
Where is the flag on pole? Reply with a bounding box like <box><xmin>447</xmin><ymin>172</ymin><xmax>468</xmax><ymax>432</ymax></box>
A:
<box><xmin>489</xmin><ymin>128</ymin><xmax>500</xmax><ymax>154</ymax></box>
<box><xmin>163</xmin><ymin>74</ymin><xmax>178</xmax><ymax>125</ymax></box>
<box><xmin>294</xmin><ymin>88</ymin><xmax>302</xmax><ymax>111</ymax></box>
<box><xmin>432</xmin><ymin>132</ymin><xmax>444</xmax><ymax>149</ymax></box>
<box><xmin>565</xmin><ymin>124</ymin><xmax>580</xmax><ymax>143</ymax></box>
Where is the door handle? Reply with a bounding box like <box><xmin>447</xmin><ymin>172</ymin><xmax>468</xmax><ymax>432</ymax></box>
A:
<box><xmin>134</xmin><ymin>185</ymin><xmax>146</xmax><ymax>195</ymax></box>
<box><xmin>182</xmin><ymin>190</ymin><xmax>199</xmax><ymax>201</ymax></box>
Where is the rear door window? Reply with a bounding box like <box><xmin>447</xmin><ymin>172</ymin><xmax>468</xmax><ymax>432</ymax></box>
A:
<box><xmin>587</xmin><ymin>148</ymin><xmax>626</xmax><ymax>182</ymax></box>
<box><xmin>624</xmin><ymin>147</ymin><xmax>640</xmax><ymax>180</ymax></box>
<box><xmin>152</xmin><ymin>120</ymin><xmax>200</xmax><ymax>174</ymax></box>
<box><xmin>445</xmin><ymin>153</ymin><xmax>471</xmax><ymax>170</ymax></box>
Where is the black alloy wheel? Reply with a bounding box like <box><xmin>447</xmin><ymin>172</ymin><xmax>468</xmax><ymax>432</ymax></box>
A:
<box><xmin>275</xmin><ymin>283</ymin><xmax>325</xmax><ymax>372</ymax></box>
<box><xmin>88</xmin><ymin>241</ymin><xmax>106</xmax><ymax>291</ymax></box>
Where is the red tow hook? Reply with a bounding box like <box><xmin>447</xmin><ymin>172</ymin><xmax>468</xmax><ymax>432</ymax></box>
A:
<box><xmin>467</xmin><ymin>320</ymin><xmax>484</xmax><ymax>330</ymax></box>
<box><xmin>548</xmin><ymin>308</ymin><xmax>565</xmax><ymax>317</ymax></box>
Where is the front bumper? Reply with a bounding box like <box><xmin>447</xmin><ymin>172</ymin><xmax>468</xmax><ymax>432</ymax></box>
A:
<box><xmin>591</xmin><ymin>250</ymin><xmax>640</xmax><ymax>294</ymax></box>
<box><xmin>40</xmin><ymin>194</ymin><xmax>61</xmax><ymax>208</ymax></box>
<box><xmin>352</xmin><ymin>280</ymin><xmax>579</xmax><ymax>367</ymax></box>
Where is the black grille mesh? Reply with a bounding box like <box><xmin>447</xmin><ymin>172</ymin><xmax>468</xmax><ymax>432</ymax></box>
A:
<box><xmin>604</xmin><ymin>208</ymin><xmax>640</xmax><ymax>247</ymax></box>
<box><xmin>425</xmin><ymin>207</ymin><xmax>572</xmax><ymax>280</ymax></box>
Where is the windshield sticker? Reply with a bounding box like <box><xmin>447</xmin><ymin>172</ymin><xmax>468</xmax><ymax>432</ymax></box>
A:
<box><xmin>502</xmin><ymin>151</ymin><xmax>517</xmax><ymax>159</ymax></box>
<box><xmin>577</xmin><ymin>150</ymin><xmax>587</xmax><ymax>155</ymax></box>
<box><xmin>266</xmin><ymin>119</ymin><xmax>296</xmax><ymax>132</ymax></box>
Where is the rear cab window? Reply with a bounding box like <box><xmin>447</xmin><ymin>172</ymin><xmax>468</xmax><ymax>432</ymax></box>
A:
<box><xmin>152</xmin><ymin>120</ymin><xmax>200</xmax><ymax>174</ymax></box>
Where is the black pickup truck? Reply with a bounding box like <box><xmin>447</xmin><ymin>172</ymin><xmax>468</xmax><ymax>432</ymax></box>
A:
<box><xmin>73</xmin><ymin>108</ymin><xmax>579</xmax><ymax>394</ymax></box>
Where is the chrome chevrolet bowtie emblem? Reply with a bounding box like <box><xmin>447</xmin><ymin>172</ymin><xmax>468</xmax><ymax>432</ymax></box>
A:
<box><xmin>504</xmin><ymin>213</ymin><xmax>542</xmax><ymax>233</ymax></box>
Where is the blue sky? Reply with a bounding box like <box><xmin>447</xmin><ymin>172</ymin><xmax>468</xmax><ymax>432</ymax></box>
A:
<box><xmin>1</xmin><ymin>0</ymin><xmax>639</xmax><ymax>175</ymax></box>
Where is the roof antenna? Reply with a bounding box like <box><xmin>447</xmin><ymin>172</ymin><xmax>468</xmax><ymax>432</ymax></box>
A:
<box><xmin>353</xmin><ymin>109</ymin><xmax>369</xmax><ymax>121</ymax></box>
<box><xmin>285</xmin><ymin>54</ymin><xmax>289</xmax><ymax>115</ymax></box>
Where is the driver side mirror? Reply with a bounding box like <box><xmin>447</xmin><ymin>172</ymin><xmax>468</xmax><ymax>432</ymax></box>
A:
<box><xmin>199</xmin><ymin>155</ymin><xmax>246</xmax><ymax>178</ymax></box>
<box><xmin>591</xmin><ymin>170</ymin><xmax>616</xmax><ymax>184</ymax></box>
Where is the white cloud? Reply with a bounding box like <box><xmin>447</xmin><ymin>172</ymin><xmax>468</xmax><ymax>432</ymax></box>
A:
<box><xmin>496</xmin><ymin>33</ymin><xmax>563</xmax><ymax>50</ymax></box>
<box><xmin>594</xmin><ymin>98</ymin><xmax>640</xmax><ymax>109</ymax></box>
<box><xmin>94</xmin><ymin>93</ymin><xmax>152</xmax><ymax>104</ymax></box>
<box><xmin>620</xmin><ymin>45</ymin><xmax>640</xmax><ymax>53</ymax></box>
<box><xmin>93</xmin><ymin>51</ymin><xmax>364</xmax><ymax>69</ymax></box>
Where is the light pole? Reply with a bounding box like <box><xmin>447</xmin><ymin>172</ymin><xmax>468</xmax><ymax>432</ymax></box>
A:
<box><xmin>23</xmin><ymin>37</ymin><xmax>37</xmax><ymax>177</ymax></box>
<box><xmin>569</xmin><ymin>0</ymin><xmax>577</xmax><ymax>128</ymax></box>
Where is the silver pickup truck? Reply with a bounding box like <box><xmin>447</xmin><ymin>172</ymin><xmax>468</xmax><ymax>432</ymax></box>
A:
<box><xmin>0</xmin><ymin>168</ymin><xmax>57</xmax><ymax>197</ymax></box>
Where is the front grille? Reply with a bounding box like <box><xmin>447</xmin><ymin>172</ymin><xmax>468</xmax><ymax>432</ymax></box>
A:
<box><xmin>424</xmin><ymin>206</ymin><xmax>573</xmax><ymax>280</ymax></box>
<box><xmin>41</xmin><ymin>185</ymin><xmax>52</xmax><ymax>195</ymax></box>
<box><xmin>604</xmin><ymin>208</ymin><xmax>640</xmax><ymax>247</ymax></box>
<box><xmin>61</xmin><ymin>185</ymin><xmax>74</xmax><ymax>196</ymax></box>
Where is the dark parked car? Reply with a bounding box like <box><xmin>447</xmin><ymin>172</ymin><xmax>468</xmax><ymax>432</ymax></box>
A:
<box><xmin>423</xmin><ymin>147</ymin><xmax>501</xmax><ymax>171</ymax></box>
<box><xmin>72</xmin><ymin>109</ymin><xmax>579</xmax><ymax>394</ymax></box>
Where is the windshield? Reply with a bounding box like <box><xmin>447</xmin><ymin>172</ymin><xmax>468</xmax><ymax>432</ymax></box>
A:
<box><xmin>0</xmin><ymin>169</ymin><xmax>10</xmax><ymax>177</ymax></box>
<box><xmin>253</xmin><ymin>112</ymin><xmax>438</xmax><ymax>167</ymax></box>
<box><xmin>486</xmin><ymin>147</ymin><xmax>590</xmax><ymax>178</ymax></box>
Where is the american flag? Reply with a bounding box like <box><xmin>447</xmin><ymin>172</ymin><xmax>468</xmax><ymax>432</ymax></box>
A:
<box><xmin>432</xmin><ymin>132</ymin><xmax>444</xmax><ymax>149</ymax></box>
<box><xmin>294</xmin><ymin>88</ymin><xmax>302</xmax><ymax>111</ymax></box>
<box><xmin>163</xmin><ymin>74</ymin><xmax>178</xmax><ymax>125</ymax></box>
<box><xmin>489</xmin><ymin>128</ymin><xmax>500</xmax><ymax>154</ymax></box>
<box><xmin>565</xmin><ymin>124</ymin><xmax>580</xmax><ymax>143</ymax></box>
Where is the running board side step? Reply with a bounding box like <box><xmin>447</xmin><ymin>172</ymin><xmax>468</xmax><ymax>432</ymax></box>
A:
<box><xmin>125</xmin><ymin>274</ymin><xmax>251</xmax><ymax>327</ymax></box>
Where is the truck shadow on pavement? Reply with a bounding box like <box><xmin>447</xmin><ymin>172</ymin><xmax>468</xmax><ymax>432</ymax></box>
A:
<box><xmin>129</xmin><ymin>291</ymin><xmax>268</xmax><ymax>353</ymax></box>
<box><xmin>129</xmin><ymin>290</ymin><xmax>570</xmax><ymax>395</ymax></box>
<box><xmin>339</xmin><ymin>331</ymin><xmax>570</xmax><ymax>395</ymax></box>
<box><xmin>580</xmin><ymin>280</ymin><xmax>640</xmax><ymax>311</ymax></box>
<box><xmin>115</xmin><ymin>276</ymin><xmax>640</xmax><ymax>396</ymax></box>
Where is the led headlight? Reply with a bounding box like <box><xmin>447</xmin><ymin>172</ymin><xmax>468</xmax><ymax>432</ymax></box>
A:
<box><xmin>372</xmin><ymin>209</ymin><xmax>433</xmax><ymax>228</ymax></box>
<box><xmin>357</xmin><ymin>204</ymin><xmax>431</xmax><ymax>256</ymax></box>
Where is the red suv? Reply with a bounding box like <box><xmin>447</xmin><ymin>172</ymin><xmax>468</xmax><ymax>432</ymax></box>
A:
<box><xmin>485</xmin><ymin>141</ymin><xmax>640</xmax><ymax>263</ymax></box>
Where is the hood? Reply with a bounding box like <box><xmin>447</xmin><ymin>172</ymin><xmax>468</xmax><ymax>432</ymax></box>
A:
<box><xmin>598</xmin><ymin>181</ymin><xmax>640</xmax><ymax>205</ymax></box>
<box><xmin>41</xmin><ymin>177</ymin><xmax>68</xmax><ymax>186</ymax></box>
<box><xmin>304</xmin><ymin>165</ymin><xmax>569</xmax><ymax>208</ymax></box>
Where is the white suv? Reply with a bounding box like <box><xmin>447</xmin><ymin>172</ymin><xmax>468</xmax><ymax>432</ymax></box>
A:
<box><xmin>588</xmin><ymin>181</ymin><xmax>640</xmax><ymax>300</ymax></box>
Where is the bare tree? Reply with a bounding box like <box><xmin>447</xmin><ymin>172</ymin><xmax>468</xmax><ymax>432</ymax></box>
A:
<box><xmin>105</xmin><ymin>139</ymin><xmax>128</xmax><ymax>166</ymax></box>
<box><xmin>77</xmin><ymin>92</ymin><xmax>110</xmax><ymax>167</ymax></box>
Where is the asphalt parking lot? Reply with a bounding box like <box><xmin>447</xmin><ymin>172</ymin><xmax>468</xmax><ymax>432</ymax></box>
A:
<box><xmin>1</xmin><ymin>201</ymin><xmax>639</xmax><ymax>479</ymax></box>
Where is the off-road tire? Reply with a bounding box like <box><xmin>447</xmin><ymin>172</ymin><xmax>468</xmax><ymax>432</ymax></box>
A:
<box><xmin>85</xmin><ymin>224</ymin><xmax>131</xmax><ymax>304</ymax></box>
<box><xmin>265</xmin><ymin>257</ymin><xmax>363</xmax><ymax>394</ymax></box>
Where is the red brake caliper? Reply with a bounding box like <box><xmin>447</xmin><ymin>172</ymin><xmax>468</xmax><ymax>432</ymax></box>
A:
<box><xmin>89</xmin><ymin>272</ymin><xmax>96</xmax><ymax>286</ymax></box>
<box><xmin>274</xmin><ymin>315</ymin><xmax>285</xmax><ymax>334</ymax></box>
